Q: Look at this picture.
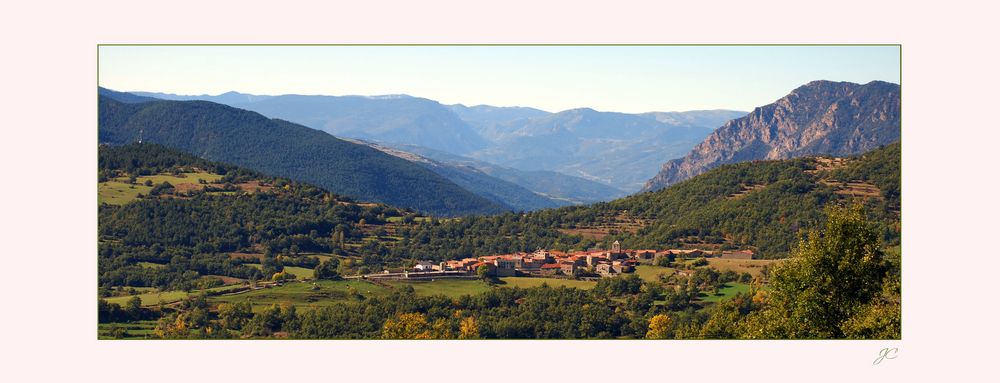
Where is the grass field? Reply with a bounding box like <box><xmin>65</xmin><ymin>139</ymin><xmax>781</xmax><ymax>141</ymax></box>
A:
<box><xmin>98</xmin><ymin>320</ymin><xmax>158</xmax><ymax>340</ymax></box>
<box><xmin>208</xmin><ymin>280</ymin><xmax>391</xmax><ymax>312</ymax></box>
<box><xmin>705</xmin><ymin>258</ymin><xmax>781</xmax><ymax>278</ymax></box>
<box><xmin>698</xmin><ymin>282</ymin><xmax>751</xmax><ymax>303</ymax></box>
<box><xmin>386</xmin><ymin>279</ymin><xmax>492</xmax><ymax>298</ymax></box>
<box><xmin>282</xmin><ymin>266</ymin><xmax>314</xmax><ymax>280</ymax></box>
<box><xmin>206</xmin><ymin>277</ymin><xmax>593</xmax><ymax>312</ymax></box>
<box><xmin>137</xmin><ymin>262</ymin><xmax>166</xmax><ymax>269</ymax></box>
<box><xmin>634</xmin><ymin>265</ymin><xmax>676</xmax><ymax>283</ymax></box>
<box><xmin>386</xmin><ymin>216</ymin><xmax>432</xmax><ymax>223</ymax></box>
<box><xmin>98</xmin><ymin>172</ymin><xmax>224</xmax><ymax>205</ymax></box>
<box><xmin>104</xmin><ymin>284</ymin><xmax>241</xmax><ymax>307</ymax></box>
<box><xmin>498</xmin><ymin>277</ymin><xmax>596</xmax><ymax>290</ymax></box>
<box><xmin>104</xmin><ymin>290</ymin><xmax>190</xmax><ymax>306</ymax></box>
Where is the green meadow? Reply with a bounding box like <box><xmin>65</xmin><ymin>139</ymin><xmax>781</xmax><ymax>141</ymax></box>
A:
<box><xmin>98</xmin><ymin>171</ymin><xmax>224</xmax><ymax>205</ymax></box>
<box><xmin>634</xmin><ymin>265</ymin><xmax>676</xmax><ymax>283</ymax></box>
<box><xmin>698</xmin><ymin>282</ymin><xmax>751</xmax><ymax>303</ymax></box>
<box><xmin>498</xmin><ymin>277</ymin><xmax>596</xmax><ymax>290</ymax></box>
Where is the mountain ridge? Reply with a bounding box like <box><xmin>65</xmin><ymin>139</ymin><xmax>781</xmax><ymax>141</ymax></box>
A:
<box><xmin>97</xmin><ymin>94</ymin><xmax>508</xmax><ymax>216</ymax></box>
<box><xmin>641</xmin><ymin>80</ymin><xmax>900</xmax><ymax>192</ymax></box>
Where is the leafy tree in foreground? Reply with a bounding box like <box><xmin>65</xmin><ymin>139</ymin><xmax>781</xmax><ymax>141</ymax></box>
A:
<box><xmin>742</xmin><ymin>204</ymin><xmax>894</xmax><ymax>339</ymax></box>
<box><xmin>459</xmin><ymin>316</ymin><xmax>480</xmax><ymax>339</ymax></box>
<box><xmin>382</xmin><ymin>312</ymin><xmax>432</xmax><ymax>339</ymax></box>
<box><xmin>218</xmin><ymin>301</ymin><xmax>254</xmax><ymax>330</ymax></box>
<box><xmin>646</xmin><ymin>314</ymin><xmax>672</xmax><ymax>339</ymax></box>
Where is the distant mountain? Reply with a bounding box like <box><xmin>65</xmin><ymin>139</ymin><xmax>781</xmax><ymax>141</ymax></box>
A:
<box><xmin>133</xmin><ymin>92</ymin><xmax>493</xmax><ymax>155</ymax></box>
<box><xmin>448</xmin><ymin>104</ymin><xmax>552</xmax><ymax>141</ymax></box>
<box><xmin>232</xmin><ymin>95</ymin><xmax>492</xmax><ymax>155</ymax></box>
<box><xmin>642</xmin><ymin>80</ymin><xmax>901</xmax><ymax>192</ymax></box>
<box><xmin>345</xmin><ymin>139</ymin><xmax>565</xmax><ymax>211</ymax></box>
<box><xmin>464</xmin><ymin>108</ymin><xmax>726</xmax><ymax>191</ymax></box>
<box><xmin>639</xmin><ymin>110</ymin><xmax>747</xmax><ymax>128</ymax></box>
<box><xmin>126</xmin><ymin>89</ymin><xmax>742</xmax><ymax>192</ymax></box>
<box><xmin>381</xmin><ymin>143</ymin><xmax>629</xmax><ymax>205</ymax></box>
<box><xmin>131</xmin><ymin>90</ymin><xmax>274</xmax><ymax>105</ymax></box>
<box><xmin>98</xmin><ymin>95</ymin><xmax>508</xmax><ymax>216</ymax></box>
<box><xmin>99</xmin><ymin>87</ymin><xmax>159</xmax><ymax>103</ymax></box>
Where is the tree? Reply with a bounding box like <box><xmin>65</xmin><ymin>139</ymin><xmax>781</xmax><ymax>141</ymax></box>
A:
<box><xmin>646</xmin><ymin>314</ymin><xmax>672</xmax><ymax>339</ymax></box>
<box><xmin>271</xmin><ymin>271</ymin><xmax>295</xmax><ymax>281</ymax></box>
<box><xmin>742</xmin><ymin>204</ymin><xmax>891</xmax><ymax>339</ymax></box>
<box><xmin>476</xmin><ymin>264</ymin><xmax>490</xmax><ymax>280</ymax></box>
<box><xmin>313</xmin><ymin>258</ymin><xmax>341</xmax><ymax>280</ymax></box>
<box><xmin>243</xmin><ymin>304</ymin><xmax>284</xmax><ymax>337</ymax></box>
<box><xmin>459</xmin><ymin>316</ymin><xmax>480</xmax><ymax>339</ymax></box>
<box><xmin>218</xmin><ymin>301</ymin><xmax>253</xmax><ymax>330</ymax></box>
<box><xmin>381</xmin><ymin>312</ymin><xmax>431</xmax><ymax>339</ymax></box>
<box><xmin>124</xmin><ymin>296</ymin><xmax>142</xmax><ymax>318</ymax></box>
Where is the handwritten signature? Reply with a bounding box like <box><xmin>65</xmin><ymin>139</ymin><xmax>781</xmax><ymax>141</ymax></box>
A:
<box><xmin>873</xmin><ymin>347</ymin><xmax>898</xmax><ymax>365</ymax></box>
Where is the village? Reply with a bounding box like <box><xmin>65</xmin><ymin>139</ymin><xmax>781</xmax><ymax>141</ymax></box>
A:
<box><xmin>357</xmin><ymin>240</ymin><xmax>756</xmax><ymax>281</ymax></box>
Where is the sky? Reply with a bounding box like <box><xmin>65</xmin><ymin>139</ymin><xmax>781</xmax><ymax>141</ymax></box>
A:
<box><xmin>99</xmin><ymin>45</ymin><xmax>900</xmax><ymax>113</ymax></box>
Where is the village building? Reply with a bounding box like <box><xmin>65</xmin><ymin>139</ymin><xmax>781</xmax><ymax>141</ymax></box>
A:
<box><xmin>559</xmin><ymin>262</ymin><xmax>577</xmax><ymax>276</ymax></box>
<box><xmin>634</xmin><ymin>250</ymin><xmax>656</xmax><ymax>262</ymax></box>
<box><xmin>595</xmin><ymin>262</ymin><xmax>616</xmax><ymax>277</ymax></box>
<box><xmin>611</xmin><ymin>260</ymin><xmax>636</xmax><ymax>274</ymax></box>
<box><xmin>539</xmin><ymin>263</ymin><xmax>562</xmax><ymax>276</ymax></box>
<box><xmin>413</xmin><ymin>261</ymin><xmax>435</xmax><ymax>272</ymax></box>
<box><xmin>470</xmin><ymin>261</ymin><xmax>496</xmax><ymax>275</ymax></box>
<box><xmin>493</xmin><ymin>258</ymin><xmax>518</xmax><ymax>277</ymax></box>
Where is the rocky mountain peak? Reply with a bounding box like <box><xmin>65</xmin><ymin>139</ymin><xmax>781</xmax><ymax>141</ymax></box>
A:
<box><xmin>640</xmin><ymin>80</ymin><xmax>900</xmax><ymax>192</ymax></box>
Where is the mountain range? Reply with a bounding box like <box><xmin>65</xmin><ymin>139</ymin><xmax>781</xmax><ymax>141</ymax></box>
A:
<box><xmin>97</xmin><ymin>93</ymin><xmax>508</xmax><ymax>216</ymax></box>
<box><xmin>134</xmin><ymin>92</ymin><xmax>492</xmax><ymax>155</ymax></box>
<box><xmin>132</xmin><ymin>90</ymin><xmax>745</xmax><ymax>192</ymax></box>
<box><xmin>376</xmin><ymin>143</ymin><xmax>629</xmax><ymax>205</ymax></box>
<box><xmin>461</xmin><ymin>107</ymin><xmax>745</xmax><ymax>190</ymax></box>
<box><xmin>120</xmin><ymin>80</ymin><xmax>901</xmax><ymax>212</ymax></box>
<box><xmin>642</xmin><ymin>80</ymin><xmax>901</xmax><ymax>192</ymax></box>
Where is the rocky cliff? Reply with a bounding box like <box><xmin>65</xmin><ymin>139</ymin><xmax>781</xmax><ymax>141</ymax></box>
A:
<box><xmin>641</xmin><ymin>80</ymin><xmax>900</xmax><ymax>192</ymax></box>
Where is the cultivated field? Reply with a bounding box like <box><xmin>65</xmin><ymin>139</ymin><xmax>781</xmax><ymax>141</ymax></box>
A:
<box><xmin>634</xmin><ymin>265</ymin><xmax>676</xmax><ymax>283</ymax></box>
<box><xmin>558</xmin><ymin>212</ymin><xmax>651</xmax><ymax>240</ymax></box>
<box><xmin>386</xmin><ymin>279</ymin><xmax>493</xmax><ymax>298</ymax></box>
<box><xmin>98</xmin><ymin>320</ymin><xmax>158</xmax><ymax>340</ymax></box>
<box><xmin>104</xmin><ymin>290</ymin><xmax>190</xmax><ymax>306</ymax></box>
<box><xmin>498</xmin><ymin>277</ymin><xmax>596</xmax><ymax>290</ymax></box>
<box><xmin>705</xmin><ymin>258</ymin><xmax>781</xmax><ymax>278</ymax></box>
<box><xmin>282</xmin><ymin>266</ymin><xmax>314</xmax><ymax>280</ymax></box>
<box><xmin>208</xmin><ymin>280</ymin><xmax>391</xmax><ymax>312</ymax></box>
<box><xmin>105</xmin><ymin>284</ymin><xmax>241</xmax><ymax>307</ymax></box>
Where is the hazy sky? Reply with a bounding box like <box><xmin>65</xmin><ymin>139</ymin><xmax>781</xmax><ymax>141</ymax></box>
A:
<box><xmin>99</xmin><ymin>45</ymin><xmax>900</xmax><ymax>113</ymax></box>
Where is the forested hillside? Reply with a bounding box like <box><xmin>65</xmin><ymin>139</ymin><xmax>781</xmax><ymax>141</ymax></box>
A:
<box><xmin>98</xmin><ymin>96</ymin><xmax>507</xmax><ymax>216</ymax></box>
<box><xmin>98</xmin><ymin>144</ymin><xmax>432</xmax><ymax>289</ymax></box>
<box><xmin>98</xmin><ymin>141</ymin><xmax>899</xmax><ymax>293</ymax></box>
<box><xmin>389</xmin><ymin>142</ymin><xmax>901</xmax><ymax>260</ymax></box>
<box><xmin>346</xmin><ymin>140</ymin><xmax>564</xmax><ymax>211</ymax></box>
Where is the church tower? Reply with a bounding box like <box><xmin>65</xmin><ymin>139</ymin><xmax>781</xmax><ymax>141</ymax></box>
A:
<box><xmin>611</xmin><ymin>240</ymin><xmax>621</xmax><ymax>254</ymax></box>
